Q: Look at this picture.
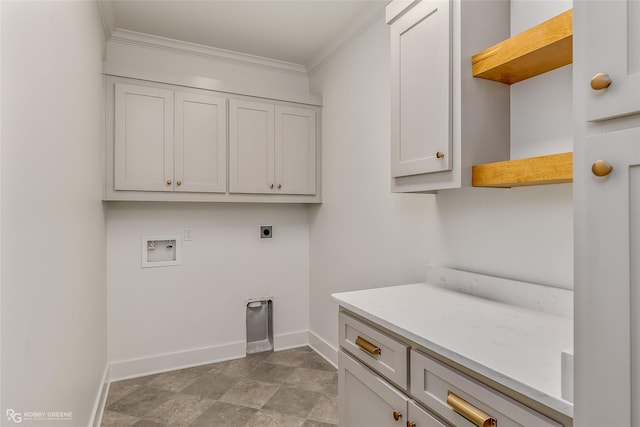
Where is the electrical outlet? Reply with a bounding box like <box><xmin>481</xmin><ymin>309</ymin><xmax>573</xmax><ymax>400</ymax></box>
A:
<box><xmin>260</xmin><ymin>226</ymin><xmax>273</xmax><ymax>239</ymax></box>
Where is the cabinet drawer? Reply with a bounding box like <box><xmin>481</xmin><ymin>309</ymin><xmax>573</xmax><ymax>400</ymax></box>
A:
<box><xmin>410</xmin><ymin>350</ymin><xmax>562</xmax><ymax>427</ymax></box>
<box><xmin>339</xmin><ymin>312</ymin><xmax>408</xmax><ymax>389</ymax></box>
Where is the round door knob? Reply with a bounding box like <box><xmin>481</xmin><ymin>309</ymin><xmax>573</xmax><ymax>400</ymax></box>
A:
<box><xmin>277</xmin><ymin>184</ymin><xmax>282</xmax><ymax>189</ymax></box>
<box><xmin>591</xmin><ymin>73</ymin><xmax>612</xmax><ymax>90</ymax></box>
<box><xmin>436</xmin><ymin>151</ymin><xmax>445</xmax><ymax>159</ymax></box>
<box><xmin>592</xmin><ymin>160</ymin><xmax>613</xmax><ymax>177</ymax></box>
<box><xmin>176</xmin><ymin>180</ymin><xmax>182</xmax><ymax>186</ymax></box>
<box><xmin>166</xmin><ymin>179</ymin><xmax>172</xmax><ymax>185</ymax></box>
<box><xmin>393</xmin><ymin>411</ymin><xmax>402</xmax><ymax>421</ymax></box>
<box><xmin>270</xmin><ymin>184</ymin><xmax>274</xmax><ymax>189</ymax></box>
<box><xmin>407</xmin><ymin>422</ymin><xmax>417</xmax><ymax>427</ymax></box>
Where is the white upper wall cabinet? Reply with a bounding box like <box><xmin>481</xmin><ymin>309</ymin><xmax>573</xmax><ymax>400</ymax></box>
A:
<box><xmin>104</xmin><ymin>76</ymin><xmax>321</xmax><ymax>203</ymax></box>
<box><xmin>174</xmin><ymin>92</ymin><xmax>227</xmax><ymax>193</ymax></box>
<box><xmin>229</xmin><ymin>99</ymin><xmax>275</xmax><ymax>194</ymax></box>
<box><xmin>390</xmin><ymin>0</ymin><xmax>452</xmax><ymax>177</ymax></box>
<box><xmin>386</xmin><ymin>0</ymin><xmax>510</xmax><ymax>192</ymax></box>
<box><xmin>115</xmin><ymin>83</ymin><xmax>174</xmax><ymax>191</ymax></box>
<box><xmin>229</xmin><ymin>100</ymin><xmax>317</xmax><ymax>195</ymax></box>
<box><xmin>275</xmin><ymin>105</ymin><xmax>316</xmax><ymax>195</ymax></box>
<box><xmin>586</xmin><ymin>0</ymin><xmax>640</xmax><ymax>121</ymax></box>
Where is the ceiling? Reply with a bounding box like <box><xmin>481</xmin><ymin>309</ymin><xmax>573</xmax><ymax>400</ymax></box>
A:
<box><xmin>101</xmin><ymin>1</ymin><xmax>385</xmax><ymax>66</ymax></box>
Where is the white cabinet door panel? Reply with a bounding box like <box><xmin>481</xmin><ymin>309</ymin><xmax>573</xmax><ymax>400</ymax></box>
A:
<box><xmin>339</xmin><ymin>351</ymin><xmax>409</xmax><ymax>427</ymax></box>
<box><xmin>586</xmin><ymin>0</ymin><xmax>640</xmax><ymax>121</ymax></box>
<box><xmin>229</xmin><ymin>99</ymin><xmax>275</xmax><ymax>194</ymax></box>
<box><xmin>407</xmin><ymin>400</ymin><xmax>447</xmax><ymax>427</ymax></box>
<box><xmin>114</xmin><ymin>83</ymin><xmax>174</xmax><ymax>191</ymax></box>
<box><xmin>577</xmin><ymin>127</ymin><xmax>640</xmax><ymax>427</ymax></box>
<box><xmin>390</xmin><ymin>0</ymin><xmax>452</xmax><ymax>177</ymax></box>
<box><xmin>175</xmin><ymin>92</ymin><xmax>226</xmax><ymax>193</ymax></box>
<box><xmin>275</xmin><ymin>106</ymin><xmax>316</xmax><ymax>195</ymax></box>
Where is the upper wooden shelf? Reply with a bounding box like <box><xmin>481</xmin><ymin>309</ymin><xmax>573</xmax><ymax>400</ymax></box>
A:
<box><xmin>472</xmin><ymin>9</ymin><xmax>573</xmax><ymax>84</ymax></box>
<box><xmin>472</xmin><ymin>152</ymin><xmax>573</xmax><ymax>188</ymax></box>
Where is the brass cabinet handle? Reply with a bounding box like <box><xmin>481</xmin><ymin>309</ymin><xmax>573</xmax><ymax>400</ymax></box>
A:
<box><xmin>436</xmin><ymin>151</ymin><xmax>445</xmax><ymax>159</ymax></box>
<box><xmin>393</xmin><ymin>411</ymin><xmax>402</xmax><ymax>421</ymax></box>
<box><xmin>176</xmin><ymin>180</ymin><xmax>182</xmax><ymax>186</ymax></box>
<box><xmin>270</xmin><ymin>184</ymin><xmax>274</xmax><ymax>189</ymax></box>
<box><xmin>277</xmin><ymin>183</ymin><xmax>282</xmax><ymax>189</ymax></box>
<box><xmin>447</xmin><ymin>391</ymin><xmax>496</xmax><ymax>427</ymax></box>
<box><xmin>591</xmin><ymin>73</ymin><xmax>612</xmax><ymax>90</ymax></box>
<box><xmin>166</xmin><ymin>179</ymin><xmax>172</xmax><ymax>185</ymax></box>
<box><xmin>355</xmin><ymin>336</ymin><xmax>381</xmax><ymax>356</ymax></box>
<box><xmin>407</xmin><ymin>422</ymin><xmax>416</xmax><ymax>427</ymax></box>
<box><xmin>592</xmin><ymin>160</ymin><xmax>613</xmax><ymax>177</ymax></box>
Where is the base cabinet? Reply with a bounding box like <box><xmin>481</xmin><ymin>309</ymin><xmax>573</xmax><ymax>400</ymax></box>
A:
<box><xmin>338</xmin><ymin>311</ymin><xmax>567</xmax><ymax>427</ymax></box>
<box><xmin>339</xmin><ymin>351</ymin><xmax>446</xmax><ymax>427</ymax></box>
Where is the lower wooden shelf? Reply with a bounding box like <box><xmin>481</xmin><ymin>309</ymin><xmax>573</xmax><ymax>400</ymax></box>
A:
<box><xmin>472</xmin><ymin>152</ymin><xmax>573</xmax><ymax>188</ymax></box>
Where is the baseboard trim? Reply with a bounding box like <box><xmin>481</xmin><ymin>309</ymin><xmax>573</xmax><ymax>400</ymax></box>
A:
<box><xmin>88</xmin><ymin>364</ymin><xmax>110</xmax><ymax>427</ymax></box>
<box><xmin>308</xmin><ymin>330</ymin><xmax>338</xmax><ymax>368</ymax></box>
<box><xmin>109</xmin><ymin>331</ymin><xmax>312</xmax><ymax>382</ymax></box>
<box><xmin>109</xmin><ymin>341</ymin><xmax>246</xmax><ymax>381</ymax></box>
<box><xmin>274</xmin><ymin>330</ymin><xmax>309</xmax><ymax>351</ymax></box>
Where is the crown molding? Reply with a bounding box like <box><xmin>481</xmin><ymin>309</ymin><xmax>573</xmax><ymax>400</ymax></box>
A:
<box><xmin>108</xmin><ymin>29</ymin><xmax>308</xmax><ymax>77</ymax></box>
<box><xmin>306</xmin><ymin>1</ymin><xmax>388</xmax><ymax>77</ymax></box>
<box><xmin>96</xmin><ymin>0</ymin><xmax>116</xmax><ymax>40</ymax></box>
<box><xmin>102</xmin><ymin>62</ymin><xmax>323</xmax><ymax>106</ymax></box>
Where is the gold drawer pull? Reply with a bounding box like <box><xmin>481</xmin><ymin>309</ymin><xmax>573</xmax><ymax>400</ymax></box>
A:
<box><xmin>355</xmin><ymin>336</ymin><xmax>381</xmax><ymax>356</ymax></box>
<box><xmin>447</xmin><ymin>391</ymin><xmax>497</xmax><ymax>427</ymax></box>
<box><xmin>393</xmin><ymin>411</ymin><xmax>402</xmax><ymax>421</ymax></box>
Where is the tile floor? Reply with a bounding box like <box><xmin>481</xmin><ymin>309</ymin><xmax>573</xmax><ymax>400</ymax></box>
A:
<box><xmin>101</xmin><ymin>347</ymin><xmax>338</xmax><ymax>427</ymax></box>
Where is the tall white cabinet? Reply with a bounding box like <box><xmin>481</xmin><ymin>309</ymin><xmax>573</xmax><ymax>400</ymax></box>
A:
<box><xmin>574</xmin><ymin>1</ymin><xmax>640</xmax><ymax>426</ymax></box>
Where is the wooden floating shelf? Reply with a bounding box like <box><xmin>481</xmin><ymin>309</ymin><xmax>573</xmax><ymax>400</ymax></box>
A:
<box><xmin>472</xmin><ymin>9</ymin><xmax>573</xmax><ymax>84</ymax></box>
<box><xmin>472</xmin><ymin>152</ymin><xmax>573</xmax><ymax>188</ymax></box>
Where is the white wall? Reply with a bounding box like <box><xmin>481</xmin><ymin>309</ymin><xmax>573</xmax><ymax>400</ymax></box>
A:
<box><xmin>308</xmin><ymin>16</ymin><xmax>435</xmax><ymax>362</ymax></box>
<box><xmin>1</xmin><ymin>2</ymin><xmax>107</xmax><ymax>426</ymax></box>
<box><xmin>107</xmin><ymin>203</ymin><xmax>310</xmax><ymax>377</ymax></box>
<box><xmin>105</xmin><ymin>37</ymin><xmax>311</xmax><ymax>100</ymax></box>
<box><xmin>429</xmin><ymin>1</ymin><xmax>574</xmax><ymax>288</ymax></box>
<box><xmin>104</xmin><ymin>31</ymin><xmax>317</xmax><ymax>378</ymax></box>
<box><xmin>510</xmin><ymin>0</ymin><xmax>573</xmax><ymax>159</ymax></box>
<box><xmin>307</xmin><ymin>2</ymin><xmax>574</xmax><ymax>363</ymax></box>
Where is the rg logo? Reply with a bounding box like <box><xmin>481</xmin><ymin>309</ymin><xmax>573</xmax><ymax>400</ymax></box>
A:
<box><xmin>6</xmin><ymin>409</ymin><xmax>22</xmax><ymax>423</ymax></box>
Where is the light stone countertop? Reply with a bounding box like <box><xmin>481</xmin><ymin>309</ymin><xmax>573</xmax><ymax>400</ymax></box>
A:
<box><xmin>332</xmin><ymin>282</ymin><xmax>573</xmax><ymax>418</ymax></box>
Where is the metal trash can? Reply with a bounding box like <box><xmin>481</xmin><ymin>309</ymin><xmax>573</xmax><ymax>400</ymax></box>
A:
<box><xmin>246</xmin><ymin>299</ymin><xmax>273</xmax><ymax>354</ymax></box>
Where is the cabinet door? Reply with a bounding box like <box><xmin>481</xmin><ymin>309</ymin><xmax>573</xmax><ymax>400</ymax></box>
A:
<box><xmin>229</xmin><ymin>99</ymin><xmax>275</xmax><ymax>194</ymax></box>
<box><xmin>275</xmin><ymin>106</ymin><xmax>316</xmax><ymax>195</ymax></box>
<box><xmin>585</xmin><ymin>0</ymin><xmax>640</xmax><ymax>121</ymax></box>
<box><xmin>389</xmin><ymin>0</ymin><xmax>452</xmax><ymax>177</ymax></box>
<box><xmin>174</xmin><ymin>92</ymin><xmax>226</xmax><ymax>193</ymax></box>
<box><xmin>407</xmin><ymin>400</ymin><xmax>447</xmax><ymax>427</ymax></box>
<box><xmin>339</xmin><ymin>351</ymin><xmax>408</xmax><ymax>427</ymax></box>
<box><xmin>576</xmin><ymin>127</ymin><xmax>640</xmax><ymax>427</ymax></box>
<box><xmin>114</xmin><ymin>83</ymin><xmax>174</xmax><ymax>191</ymax></box>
